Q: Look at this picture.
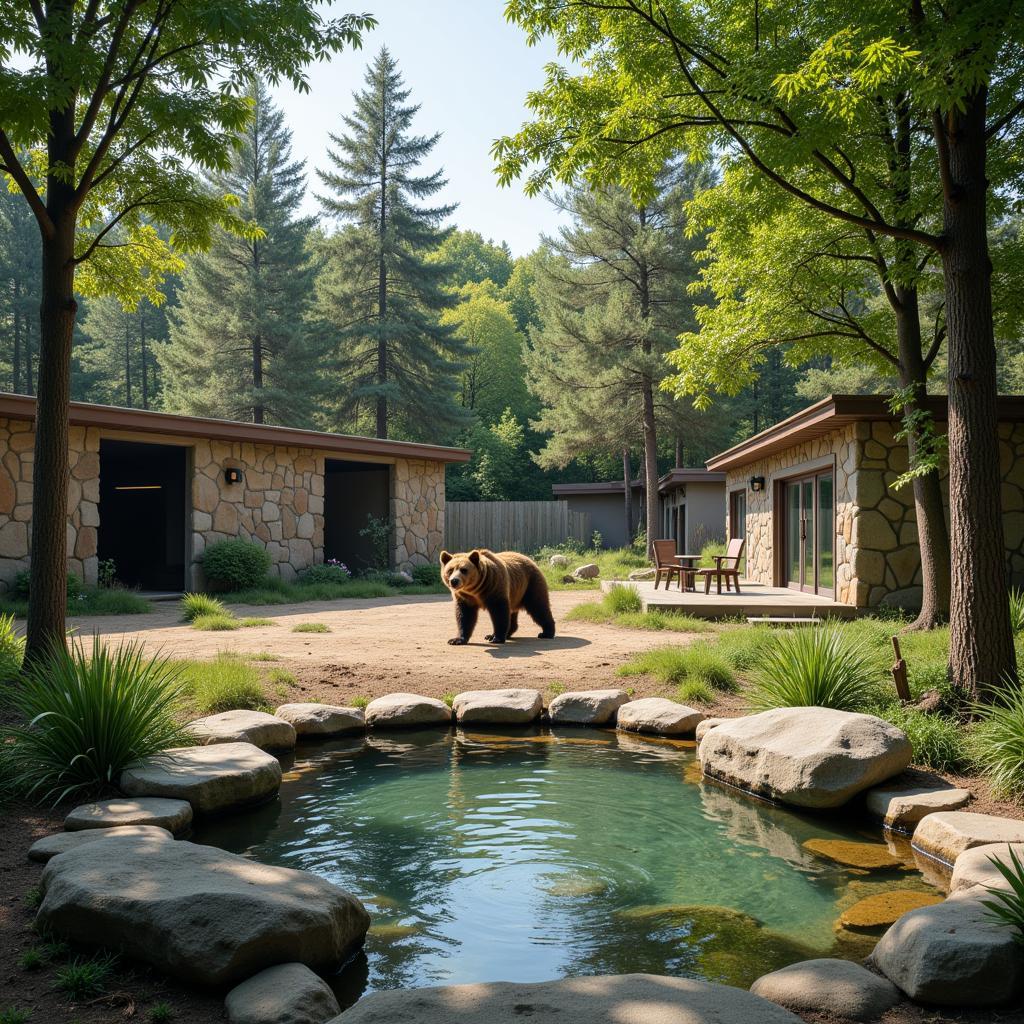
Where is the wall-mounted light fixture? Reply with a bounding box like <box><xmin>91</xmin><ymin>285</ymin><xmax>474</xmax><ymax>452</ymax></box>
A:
<box><xmin>224</xmin><ymin>467</ymin><xmax>244</xmax><ymax>485</ymax></box>
<box><xmin>749</xmin><ymin>476</ymin><xmax>765</xmax><ymax>492</ymax></box>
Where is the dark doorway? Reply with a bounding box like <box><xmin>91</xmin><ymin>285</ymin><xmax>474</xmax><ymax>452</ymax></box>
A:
<box><xmin>98</xmin><ymin>440</ymin><xmax>188</xmax><ymax>591</ymax></box>
<box><xmin>324</xmin><ymin>459</ymin><xmax>391</xmax><ymax>572</ymax></box>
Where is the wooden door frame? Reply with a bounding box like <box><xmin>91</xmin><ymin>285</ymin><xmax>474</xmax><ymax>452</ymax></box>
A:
<box><xmin>771</xmin><ymin>454</ymin><xmax>837</xmax><ymax>595</ymax></box>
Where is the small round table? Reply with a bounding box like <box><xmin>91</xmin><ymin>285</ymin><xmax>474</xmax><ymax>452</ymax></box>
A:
<box><xmin>673</xmin><ymin>554</ymin><xmax>701</xmax><ymax>592</ymax></box>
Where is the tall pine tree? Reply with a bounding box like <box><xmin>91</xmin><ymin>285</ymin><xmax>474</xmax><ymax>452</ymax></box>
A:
<box><xmin>0</xmin><ymin>188</ymin><xmax>41</xmax><ymax>394</ymax></box>
<box><xmin>315</xmin><ymin>48</ymin><xmax>468</xmax><ymax>441</ymax></box>
<box><xmin>163</xmin><ymin>79</ymin><xmax>321</xmax><ymax>425</ymax></box>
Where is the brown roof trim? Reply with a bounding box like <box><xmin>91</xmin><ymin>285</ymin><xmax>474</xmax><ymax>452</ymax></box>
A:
<box><xmin>553</xmin><ymin>469</ymin><xmax>725</xmax><ymax>498</ymax></box>
<box><xmin>706</xmin><ymin>393</ymin><xmax>1024</xmax><ymax>472</ymax></box>
<box><xmin>658</xmin><ymin>468</ymin><xmax>727</xmax><ymax>492</ymax></box>
<box><xmin>552</xmin><ymin>480</ymin><xmax>643</xmax><ymax>496</ymax></box>
<box><xmin>0</xmin><ymin>393</ymin><xmax>472</xmax><ymax>464</ymax></box>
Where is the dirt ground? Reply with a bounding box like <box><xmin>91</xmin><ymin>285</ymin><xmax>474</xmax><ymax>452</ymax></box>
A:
<box><xmin>65</xmin><ymin>590</ymin><xmax>692</xmax><ymax>701</ymax></box>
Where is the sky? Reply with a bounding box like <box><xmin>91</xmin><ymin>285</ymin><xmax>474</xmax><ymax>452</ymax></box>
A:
<box><xmin>271</xmin><ymin>1</ymin><xmax>566</xmax><ymax>256</ymax></box>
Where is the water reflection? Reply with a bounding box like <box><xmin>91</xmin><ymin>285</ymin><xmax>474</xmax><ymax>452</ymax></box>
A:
<box><xmin>191</xmin><ymin>728</ymin><xmax>936</xmax><ymax>1008</ymax></box>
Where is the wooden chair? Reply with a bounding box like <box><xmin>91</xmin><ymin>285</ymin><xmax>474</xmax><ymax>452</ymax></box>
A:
<box><xmin>653</xmin><ymin>539</ymin><xmax>685</xmax><ymax>591</ymax></box>
<box><xmin>698</xmin><ymin>538</ymin><xmax>745</xmax><ymax>595</ymax></box>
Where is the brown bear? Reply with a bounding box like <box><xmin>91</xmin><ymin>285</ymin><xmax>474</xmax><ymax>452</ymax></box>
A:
<box><xmin>440</xmin><ymin>549</ymin><xmax>556</xmax><ymax>645</ymax></box>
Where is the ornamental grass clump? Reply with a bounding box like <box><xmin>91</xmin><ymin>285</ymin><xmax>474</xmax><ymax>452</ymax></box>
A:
<box><xmin>2</xmin><ymin>637</ymin><xmax>189</xmax><ymax>804</ymax></box>
<box><xmin>981</xmin><ymin>846</ymin><xmax>1024</xmax><ymax>943</ymax></box>
<box><xmin>972</xmin><ymin>681</ymin><xmax>1024</xmax><ymax>800</ymax></box>
<box><xmin>1011</xmin><ymin>589</ymin><xmax>1024</xmax><ymax>634</ymax></box>
<box><xmin>748</xmin><ymin>626</ymin><xmax>875</xmax><ymax>713</ymax></box>
<box><xmin>0</xmin><ymin>612</ymin><xmax>24</xmax><ymax>683</ymax></box>
<box><xmin>180</xmin><ymin>592</ymin><xmax>228</xmax><ymax>622</ymax></box>
<box><xmin>606</xmin><ymin>584</ymin><xmax>643</xmax><ymax>615</ymax></box>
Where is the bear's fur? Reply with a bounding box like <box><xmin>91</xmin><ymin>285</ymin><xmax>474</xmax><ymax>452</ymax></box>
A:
<box><xmin>440</xmin><ymin>548</ymin><xmax>556</xmax><ymax>645</ymax></box>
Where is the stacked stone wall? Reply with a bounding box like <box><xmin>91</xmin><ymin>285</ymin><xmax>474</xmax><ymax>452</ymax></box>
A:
<box><xmin>392</xmin><ymin>458</ymin><xmax>445</xmax><ymax>570</ymax></box>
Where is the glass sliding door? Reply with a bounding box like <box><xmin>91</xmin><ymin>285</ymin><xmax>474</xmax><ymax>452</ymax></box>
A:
<box><xmin>784</xmin><ymin>470</ymin><xmax>835</xmax><ymax>596</ymax></box>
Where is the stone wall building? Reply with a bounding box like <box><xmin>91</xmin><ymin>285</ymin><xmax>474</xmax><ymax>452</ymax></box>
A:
<box><xmin>0</xmin><ymin>394</ymin><xmax>469</xmax><ymax>592</ymax></box>
<box><xmin>706</xmin><ymin>394</ymin><xmax>1024</xmax><ymax>610</ymax></box>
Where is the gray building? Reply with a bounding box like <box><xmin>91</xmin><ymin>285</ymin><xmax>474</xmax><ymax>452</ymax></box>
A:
<box><xmin>553</xmin><ymin>469</ymin><xmax>726</xmax><ymax>551</ymax></box>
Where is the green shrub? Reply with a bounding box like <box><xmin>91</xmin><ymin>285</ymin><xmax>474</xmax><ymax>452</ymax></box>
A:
<box><xmin>178</xmin><ymin>655</ymin><xmax>266</xmax><ymax>713</ymax></box>
<box><xmin>1011</xmin><ymin>589</ymin><xmax>1024</xmax><ymax>634</ymax></box>
<box><xmin>973</xmin><ymin>682</ymin><xmax>1024</xmax><ymax>800</ymax></box>
<box><xmin>606</xmin><ymin>584</ymin><xmax>642</xmax><ymax>614</ymax></box>
<box><xmin>880</xmin><ymin>705</ymin><xmax>968</xmax><ymax>771</ymax></box>
<box><xmin>180</xmin><ymin>592</ymin><xmax>227</xmax><ymax>622</ymax></box>
<box><xmin>411</xmin><ymin>563</ymin><xmax>442</xmax><ymax>586</ymax></box>
<box><xmin>292</xmin><ymin>621</ymin><xmax>329</xmax><ymax>633</ymax></box>
<box><xmin>0</xmin><ymin>613</ymin><xmax>24</xmax><ymax>683</ymax></box>
<box><xmin>300</xmin><ymin>562</ymin><xmax>352</xmax><ymax>586</ymax></box>
<box><xmin>748</xmin><ymin>626</ymin><xmax>875</xmax><ymax>712</ymax></box>
<box><xmin>676</xmin><ymin>678</ymin><xmax>714</xmax><ymax>704</ymax></box>
<box><xmin>618</xmin><ymin>644</ymin><xmax>735</xmax><ymax>691</ymax></box>
<box><xmin>980</xmin><ymin>846</ymin><xmax>1024</xmax><ymax>943</ymax></box>
<box><xmin>2</xmin><ymin>638</ymin><xmax>189</xmax><ymax>804</ymax></box>
<box><xmin>202</xmin><ymin>539</ymin><xmax>272</xmax><ymax>590</ymax></box>
<box><xmin>12</xmin><ymin>569</ymin><xmax>81</xmax><ymax>600</ymax></box>
<box><xmin>190</xmin><ymin>613</ymin><xmax>240</xmax><ymax>631</ymax></box>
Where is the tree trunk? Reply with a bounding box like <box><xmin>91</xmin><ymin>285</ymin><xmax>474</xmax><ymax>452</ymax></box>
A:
<box><xmin>936</xmin><ymin>87</ymin><xmax>1016</xmax><ymax>695</ymax></box>
<box><xmin>641</xmin><ymin>378</ymin><xmax>659</xmax><ymax>559</ymax></box>
<box><xmin>622</xmin><ymin>447</ymin><xmax>633</xmax><ymax>547</ymax></box>
<box><xmin>26</xmin><ymin>221</ymin><xmax>77</xmax><ymax>661</ymax></box>
<box><xmin>376</xmin><ymin>83</ymin><xmax>388</xmax><ymax>441</ymax></box>
<box><xmin>252</xmin><ymin>335</ymin><xmax>264</xmax><ymax>424</ymax></box>
<box><xmin>893</xmin><ymin>289</ymin><xmax>951</xmax><ymax>630</ymax></box>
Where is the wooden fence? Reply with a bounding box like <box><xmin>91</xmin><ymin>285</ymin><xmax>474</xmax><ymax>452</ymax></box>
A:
<box><xmin>445</xmin><ymin>501</ymin><xmax>591</xmax><ymax>554</ymax></box>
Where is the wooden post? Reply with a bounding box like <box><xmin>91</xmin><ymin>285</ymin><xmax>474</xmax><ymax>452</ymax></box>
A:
<box><xmin>891</xmin><ymin>636</ymin><xmax>911</xmax><ymax>702</ymax></box>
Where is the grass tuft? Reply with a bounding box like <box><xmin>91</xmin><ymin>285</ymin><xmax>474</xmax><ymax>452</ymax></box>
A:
<box><xmin>605</xmin><ymin>584</ymin><xmax>642</xmax><ymax>614</ymax></box>
<box><xmin>180</xmin><ymin>592</ymin><xmax>227</xmax><ymax>622</ymax></box>
<box><xmin>0</xmin><ymin>1010</ymin><xmax>31</xmax><ymax>1024</ymax></box>
<box><xmin>972</xmin><ymin>681</ymin><xmax>1024</xmax><ymax>800</ymax></box>
<box><xmin>54</xmin><ymin>952</ymin><xmax>118</xmax><ymax>1001</ymax></box>
<box><xmin>878</xmin><ymin>705</ymin><xmax>968</xmax><ymax>771</ymax></box>
<box><xmin>618</xmin><ymin>643</ymin><xmax>735</xmax><ymax>691</ymax></box>
<box><xmin>176</xmin><ymin>655</ymin><xmax>267</xmax><ymax>714</ymax></box>
<box><xmin>148</xmin><ymin>1004</ymin><xmax>174</xmax><ymax>1023</ymax></box>
<box><xmin>292</xmin><ymin>622</ymin><xmax>330</xmax><ymax>633</ymax></box>
<box><xmin>238</xmin><ymin>617</ymin><xmax>274</xmax><ymax>628</ymax></box>
<box><xmin>190</xmin><ymin>613</ymin><xmax>240</xmax><ymax>632</ymax></box>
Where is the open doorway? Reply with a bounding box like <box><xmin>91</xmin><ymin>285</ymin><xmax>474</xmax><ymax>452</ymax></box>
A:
<box><xmin>98</xmin><ymin>439</ymin><xmax>188</xmax><ymax>591</ymax></box>
<box><xmin>324</xmin><ymin>459</ymin><xmax>391</xmax><ymax>572</ymax></box>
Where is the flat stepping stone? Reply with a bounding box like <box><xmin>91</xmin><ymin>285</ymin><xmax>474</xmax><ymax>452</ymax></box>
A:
<box><xmin>329</xmin><ymin>974</ymin><xmax>802</xmax><ymax>1024</ymax></box>
<box><xmin>617</xmin><ymin>698</ymin><xmax>705</xmax><ymax>736</ymax></box>
<box><xmin>275</xmin><ymin>703</ymin><xmax>365</xmax><ymax>737</ymax></box>
<box><xmin>186</xmin><ymin>709</ymin><xmax>296</xmax><ymax>750</ymax></box>
<box><xmin>698</xmin><ymin>707</ymin><xmax>911</xmax><ymax>809</ymax></box>
<box><xmin>548</xmin><ymin>688</ymin><xmax>629</xmax><ymax>725</ymax></box>
<box><xmin>64</xmin><ymin>797</ymin><xmax>192</xmax><ymax>835</ymax></box>
<box><xmin>839</xmin><ymin>890</ymin><xmax>944</xmax><ymax>931</ymax></box>
<box><xmin>951</xmin><ymin>842</ymin><xmax>1024</xmax><ymax>894</ymax></box>
<box><xmin>29</xmin><ymin>825</ymin><xmax>172</xmax><ymax>863</ymax></box>
<box><xmin>451</xmin><ymin>688</ymin><xmax>542</xmax><ymax>725</ymax></box>
<box><xmin>803</xmin><ymin>838</ymin><xmax>904</xmax><ymax>870</ymax></box>
<box><xmin>37</xmin><ymin>834</ymin><xmax>370</xmax><ymax>987</ymax></box>
<box><xmin>751</xmin><ymin>958</ymin><xmax>902</xmax><ymax>1022</ymax></box>
<box><xmin>870</xmin><ymin>887</ymin><xmax>1022</xmax><ymax>1006</ymax></box>
<box><xmin>912</xmin><ymin>811</ymin><xmax>1024</xmax><ymax>865</ymax></box>
<box><xmin>120</xmin><ymin>742</ymin><xmax>282</xmax><ymax>814</ymax></box>
<box><xmin>225</xmin><ymin>962</ymin><xmax>340</xmax><ymax>1024</ymax></box>
<box><xmin>365</xmin><ymin>693</ymin><xmax>451</xmax><ymax>730</ymax></box>
<box><xmin>865</xmin><ymin>776</ymin><xmax>972</xmax><ymax>832</ymax></box>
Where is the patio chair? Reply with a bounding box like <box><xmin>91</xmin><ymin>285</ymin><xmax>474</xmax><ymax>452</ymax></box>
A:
<box><xmin>698</xmin><ymin>538</ymin><xmax>745</xmax><ymax>595</ymax></box>
<box><xmin>653</xmin><ymin>539</ymin><xmax>687</xmax><ymax>591</ymax></box>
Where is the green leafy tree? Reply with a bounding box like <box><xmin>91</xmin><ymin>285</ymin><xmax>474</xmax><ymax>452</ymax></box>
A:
<box><xmin>469</xmin><ymin>408</ymin><xmax>533</xmax><ymax>501</ymax></box>
<box><xmin>162</xmin><ymin>79</ymin><xmax>323</xmax><ymax>426</ymax></box>
<box><xmin>502</xmin><ymin>250</ymin><xmax>543</xmax><ymax>334</ymax></box>
<box><xmin>316</xmin><ymin>47</ymin><xmax>469</xmax><ymax>441</ymax></box>
<box><xmin>430</xmin><ymin>229</ymin><xmax>513</xmax><ymax>289</ymax></box>
<box><xmin>0</xmin><ymin>1</ymin><xmax>373</xmax><ymax>659</ymax></box>
<box><xmin>496</xmin><ymin>0</ymin><xmax>1024</xmax><ymax>695</ymax></box>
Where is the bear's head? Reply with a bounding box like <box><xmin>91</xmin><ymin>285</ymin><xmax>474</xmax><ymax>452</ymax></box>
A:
<box><xmin>440</xmin><ymin>549</ymin><xmax>483</xmax><ymax>593</ymax></box>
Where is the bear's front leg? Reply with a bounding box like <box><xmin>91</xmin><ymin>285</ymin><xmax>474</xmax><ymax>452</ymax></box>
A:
<box><xmin>448</xmin><ymin>599</ymin><xmax>479</xmax><ymax>645</ymax></box>
<box><xmin>484</xmin><ymin>598</ymin><xmax>511</xmax><ymax>644</ymax></box>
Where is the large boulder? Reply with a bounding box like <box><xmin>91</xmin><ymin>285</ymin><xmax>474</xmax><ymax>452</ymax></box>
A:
<box><xmin>329</xmin><ymin>975</ymin><xmax>802</xmax><ymax>1024</ymax></box>
<box><xmin>750</xmin><ymin>959</ymin><xmax>902</xmax><ymax>1022</ymax></box>
<box><xmin>225</xmin><ymin>962</ymin><xmax>340</xmax><ymax>1024</ymax></box>
<box><xmin>698</xmin><ymin>707</ymin><xmax>912</xmax><ymax>809</ymax></box>
<box><xmin>617</xmin><ymin>698</ymin><xmax>704</xmax><ymax>736</ymax></box>
<box><xmin>548</xmin><ymin>689</ymin><xmax>629</xmax><ymax>726</ymax></box>
<box><xmin>120</xmin><ymin>743</ymin><xmax>282</xmax><ymax>814</ymax></box>
<box><xmin>36</xmin><ymin>834</ymin><xmax>370</xmax><ymax>987</ymax></box>
<box><xmin>29</xmin><ymin>825</ymin><xmax>172</xmax><ymax>863</ymax></box>
<box><xmin>186</xmin><ymin>709</ymin><xmax>297</xmax><ymax>750</ymax></box>
<box><xmin>912</xmin><ymin>811</ymin><xmax>1024</xmax><ymax>865</ymax></box>
<box><xmin>364</xmin><ymin>693</ymin><xmax>451</xmax><ymax>730</ymax></box>
<box><xmin>451</xmin><ymin>688</ymin><xmax>543</xmax><ymax>725</ymax></box>
<box><xmin>694</xmin><ymin>717</ymin><xmax>727</xmax><ymax>743</ymax></box>
<box><xmin>950</xmin><ymin>842</ymin><xmax>1024</xmax><ymax>894</ymax></box>
<box><xmin>275</xmin><ymin>703</ymin><xmax>365</xmax><ymax>737</ymax></box>
<box><xmin>865</xmin><ymin>775</ymin><xmax>972</xmax><ymax>832</ymax></box>
<box><xmin>64</xmin><ymin>797</ymin><xmax>192</xmax><ymax>835</ymax></box>
<box><xmin>870</xmin><ymin>887</ymin><xmax>1022</xmax><ymax>1005</ymax></box>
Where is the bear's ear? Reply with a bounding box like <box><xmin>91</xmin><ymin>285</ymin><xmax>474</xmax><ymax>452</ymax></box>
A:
<box><xmin>468</xmin><ymin>550</ymin><xmax>481</xmax><ymax>566</ymax></box>
<box><xmin>440</xmin><ymin>550</ymin><xmax>453</xmax><ymax>566</ymax></box>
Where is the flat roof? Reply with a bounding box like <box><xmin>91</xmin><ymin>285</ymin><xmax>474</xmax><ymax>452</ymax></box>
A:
<box><xmin>552</xmin><ymin>469</ymin><xmax>725</xmax><ymax>498</ymax></box>
<box><xmin>0</xmin><ymin>393</ymin><xmax>472</xmax><ymax>464</ymax></box>
<box><xmin>706</xmin><ymin>393</ymin><xmax>1024</xmax><ymax>472</ymax></box>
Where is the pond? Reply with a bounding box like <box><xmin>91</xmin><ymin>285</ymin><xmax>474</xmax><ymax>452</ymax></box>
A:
<box><xmin>192</xmin><ymin>727</ymin><xmax>936</xmax><ymax>1008</ymax></box>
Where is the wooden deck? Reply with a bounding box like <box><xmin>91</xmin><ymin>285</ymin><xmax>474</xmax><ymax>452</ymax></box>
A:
<box><xmin>601</xmin><ymin>579</ymin><xmax>858</xmax><ymax>620</ymax></box>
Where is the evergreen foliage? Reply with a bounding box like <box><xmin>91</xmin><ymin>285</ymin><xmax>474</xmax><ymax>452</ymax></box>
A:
<box><xmin>315</xmin><ymin>48</ymin><xmax>469</xmax><ymax>440</ymax></box>
<box><xmin>0</xmin><ymin>188</ymin><xmax>40</xmax><ymax>394</ymax></box>
<box><xmin>163</xmin><ymin>80</ymin><xmax>323</xmax><ymax>425</ymax></box>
